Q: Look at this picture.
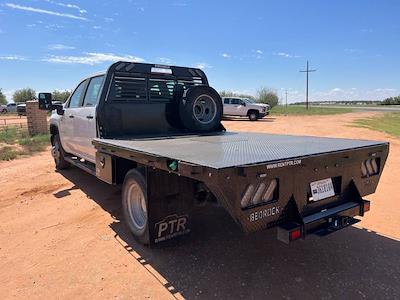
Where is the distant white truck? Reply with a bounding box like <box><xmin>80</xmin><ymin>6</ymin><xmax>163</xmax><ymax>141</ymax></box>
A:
<box><xmin>223</xmin><ymin>97</ymin><xmax>270</xmax><ymax>121</ymax></box>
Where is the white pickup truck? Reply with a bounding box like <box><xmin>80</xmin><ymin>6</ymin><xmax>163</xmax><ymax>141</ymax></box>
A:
<box><xmin>223</xmin><ymin>97</ymin><xmax>270</xmax><ymax>121</ymax></box>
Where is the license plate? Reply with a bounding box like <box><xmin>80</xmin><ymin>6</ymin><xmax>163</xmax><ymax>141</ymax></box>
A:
<box><xmin>310</xmin><ymin>178</ymin><xmax>335</xmax><ymax>201</ymax></box>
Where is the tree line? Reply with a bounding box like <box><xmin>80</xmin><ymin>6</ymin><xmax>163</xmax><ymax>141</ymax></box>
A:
<box><xmin>381</xmin><ymin>96</ymin><xmax>400</xmax><ymax>105</ymax></box>
<box><xmin>0</xmin><ymin>88</ymin><xmax>71</xmax><ymax>105</ymax></box>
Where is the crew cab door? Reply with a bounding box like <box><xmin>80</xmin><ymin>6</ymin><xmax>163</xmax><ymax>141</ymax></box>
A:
<box><xmin>223</xmin><ymin>98</ymin><xmax>233</xmax><ymax>115</ymax></box>
<box><xmin>74</xmin><ymin>75</ymin><xmax>104</xmax><ymax>163</ymax></box>
<box><xmin>59</xmin><ymin>79</ymin><xmax>88</xmax><ymax>155</ymax></box>
<box><xmin>229</xmin><ymin>98</ymin><xmax>246</xmax><ymax>116</ymax></box>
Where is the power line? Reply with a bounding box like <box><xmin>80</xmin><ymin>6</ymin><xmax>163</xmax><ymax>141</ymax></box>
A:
<box><xmin>299</xmin><ymin>60</ymin><xmax>316</xmax><ymax>110</ymax></box>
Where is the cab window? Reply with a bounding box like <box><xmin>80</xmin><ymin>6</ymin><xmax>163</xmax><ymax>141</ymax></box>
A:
<box><xmin>68</xmin><ymin>80</ymin><xmax>87</xmax><ymax>108</ymax></box>
<box><xmin>83</xmin><ymin>76</ymin><xmax>104</xmax><ymax>107</ymax></box>
<box><xmin>231</xmin><ymin>98</ymin><xmax>240</xmax><ymax>105</ymax></box>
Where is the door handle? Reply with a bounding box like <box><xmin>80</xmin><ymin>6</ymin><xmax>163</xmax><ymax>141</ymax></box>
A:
<box><xmin>69</xmin><ymin>115</ymin><xmax>74</xmax><ymax>119</ymax></box>
<box><xmin>86</xmin><ymin>115</ymin><xmax>94</xmax><ymax>119</ymax></box>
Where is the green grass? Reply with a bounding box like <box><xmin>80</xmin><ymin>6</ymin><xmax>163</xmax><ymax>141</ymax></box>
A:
<box><xmin>0</xmin><ymin>126</ymin><xmax>50</xmax><ymax>160</ymax></box>
<box><xmin>353</xmin><ymin>113</ymin><xmax>400</xmax><ymax>138</ymax></box>
<box><xmin>271</xmin><ymin>105</ymin><xmax>353</xmax><ymax>115</ymax></box>
<box><xmin>0</xmin><ymin>127</ymin><xmax>19</xmax><ymax>144</ymax></box>
<box><xmin>0</xmin><ymin>146</ymin><xmax>18</xmax><ymax>161</ymax></box>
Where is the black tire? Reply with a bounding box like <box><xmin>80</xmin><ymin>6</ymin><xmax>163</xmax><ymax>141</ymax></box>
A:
<box><xmin>52</xmin><ymin>134</ymin><xmax>70</xmax><ymax>170</ymax></box>
<box><xmin>248</xmin><ymin>111</ymin><xmax>259</xmax><ymax>121</ymax></box>
<box><xmin>122</xmin><ymin>169</ymin><xmax>149</xmax><ymax>245</ymax></box>
<box><xmin>179</xmin><ymin>85</ymin><xmax>223</xmax><ymax>132</ymax></box>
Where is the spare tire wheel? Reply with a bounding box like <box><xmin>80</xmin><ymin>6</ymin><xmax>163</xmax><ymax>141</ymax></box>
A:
<box><xmin>179</xmin><ymin>86</ymin><xmax>223</xmax><ymax>132</ymax></box>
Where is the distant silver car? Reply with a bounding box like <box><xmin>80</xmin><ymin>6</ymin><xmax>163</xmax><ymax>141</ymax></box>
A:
<box><xmin>6</xmin><ymin>103</ymin><xmax>17</xmax><ymax>113</ymax></box>
<box><xmin>17</xmin><ymin>103</ymin><xmax>26</xmax><ymax>116</ymax></box>
<box><xmin>0</xmin><ymin>104</ymin><xmax>7</xmax><ymax>113</ymax></box>
<box><xmin>222</xmin><ymin>97</ymin><xmax>270</xmax><ymax>121</ymax></box>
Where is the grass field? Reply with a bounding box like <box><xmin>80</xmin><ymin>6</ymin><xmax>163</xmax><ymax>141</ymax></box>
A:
<box><xmin>353</xmin><ymin>113</ymin><xmax>400</xmax><ymax>138</ymax></box>
<box><xmin>271</xmin><ymin>105</ymin><xmax>353</xmax><ymax>115</ymax></box>
<box><xmin>0</xmin><ymin>126</ymin><xmax>50</xmax><ymax>161</ymax></box>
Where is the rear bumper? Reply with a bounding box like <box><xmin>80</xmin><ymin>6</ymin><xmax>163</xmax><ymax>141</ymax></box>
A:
<box><xmin>277</xmin><ymin>200</ymin><xmax>370</xmax><ymax>243</ymax></box>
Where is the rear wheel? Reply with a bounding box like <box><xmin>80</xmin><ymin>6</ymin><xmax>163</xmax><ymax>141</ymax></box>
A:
<box><xmin>122</xmin><ymin>169</ymin><xmax>149</xmax><ymax>245</ymax></box>
<box><xmin>248</xmin><ymin>111</ymin><xmax>259</xmax><ymax>121</ymax></box>
<box><xmin>52</xmin><ymin>134</ymin><xmax>70</xmax><ymax>170</ymax></box>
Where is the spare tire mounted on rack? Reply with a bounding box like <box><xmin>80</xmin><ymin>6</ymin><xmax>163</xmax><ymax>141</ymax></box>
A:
<box><xmin>178</xmin><ymin>85</ymin><xmax>223</xmax><ymax>133</ymax></box>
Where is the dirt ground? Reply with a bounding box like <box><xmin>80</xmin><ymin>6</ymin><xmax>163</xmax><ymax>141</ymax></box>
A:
<box><xmin>0</xmin><ymin>112</ymin><xmax>399</xmax><ymax>299</ymax></box>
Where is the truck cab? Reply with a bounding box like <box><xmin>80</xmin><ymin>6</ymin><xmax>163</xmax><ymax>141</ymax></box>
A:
<box><xmin>50</xmin><ymin>73</ymin><xmax>105</xmax><ymax>163</ymax></box>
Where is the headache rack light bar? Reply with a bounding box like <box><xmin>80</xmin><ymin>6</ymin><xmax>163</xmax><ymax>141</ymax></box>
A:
<box><xmin>151</xmin><ymin>66</ymin><xmax>172</xmax><ymax>74</ymax></box>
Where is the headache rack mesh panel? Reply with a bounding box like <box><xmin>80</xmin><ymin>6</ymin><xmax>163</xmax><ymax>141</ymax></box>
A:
<box><xmin>112</xmin><ymin>76</ymin><xmax>147</xmax><ymax>101</ymax></box>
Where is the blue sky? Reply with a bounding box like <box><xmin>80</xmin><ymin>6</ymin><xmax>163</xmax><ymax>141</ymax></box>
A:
<box><xmin>1</xmin><ymin>0</ymin><xmax>399</xmax><ymax>103</ymax></box>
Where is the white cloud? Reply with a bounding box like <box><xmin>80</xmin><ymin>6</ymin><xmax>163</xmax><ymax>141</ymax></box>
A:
<box><xmin>331</xmin><ymin>88</ymin><xmax>343</xmax><ymax>93</ymax></box>
<box><xmin>256</xmin><ymin>49</ymin><xmax>263</xmax><ymax>54</ymax></box>
<box><xmin>42</xmin><ymin>52</ymin><xmax>145</xmax><ymax>65</ymax></box>
<box><xmin>195</xmin><ymin>62</ymin><xmax>212</xmax><ymax>70</ymax></box>
<box><xmin>221</xmin><ymin>53</ymin><xmax>231</xmax><ymax>58</ymax></box>
<box><xmin>92</xmin><ymin>25</ymin><xmax>101</xmax><ymax>30</ymax></box>
<box><xmin>48</xmin><ymin>44</ymin><xmax>75</xmax><ymax>50</ymax></box>
<box><xmin>43</xmin><ymin>0</ymin><xmax>87</xmax><ymax>14</ymax></box>
<box><xmin>5</xmin><ymin>3</ymin><xmax>88</xmax><ymax>20</ymax></box>
<box><xmin>0</xmin><ymin>55</ymin><xmax>27</xmax><ymax>61</ymax></box>
<box><xmin>45</xmin><ymin>23</ymin><xmax>64</xmax><ymax>30</ymax></box>
<box><xmin>374</xmin><ymin>88</ymin><xmax>396</xmax><ymax>92</ymax></box>
<box><xmin>274</xmin><ymin>52</ymin><xmax>300</xmax><ymax>58</ymax></box>
<box><xmin>104</xmin><ymin>17</ymin><xmax>114</xmax><ymax>22</ymax></box>
<box><xmin>344</xmin><ymin>48</ymin><xmax>360</xmax><ymax>53</ymax></box>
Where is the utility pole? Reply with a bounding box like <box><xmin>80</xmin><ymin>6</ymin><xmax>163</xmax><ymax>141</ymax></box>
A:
<box><xmin>300</xmin><ymin>60</ymin><xmax>316</xmax><ymax>110</ymax></box>
<box><xmin>285</xmin><ymin>89</ymin><xmax>288</xmax><ymax>108</ymax></box>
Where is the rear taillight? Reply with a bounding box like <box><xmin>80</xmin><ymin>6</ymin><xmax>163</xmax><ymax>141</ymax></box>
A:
<box><xmin>361</xmin><ymin>158</ymin><xmax>380</xmax><ymax>177</ymax></box>
<box><xmin>241</xmin><ymin>179</ymin><xmax>278</xmax><ymax>209</ymax></box>
<box><xmin>290</xmin><ymin>228</ymin><xmax>302</xmax><ymax>241</ymax></box>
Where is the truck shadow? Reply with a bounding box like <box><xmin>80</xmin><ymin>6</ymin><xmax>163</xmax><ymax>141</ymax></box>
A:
<box><xmin>58</xmin><ymin>168</ymin><xmax>400</xmax><ymax>300</ymax></box>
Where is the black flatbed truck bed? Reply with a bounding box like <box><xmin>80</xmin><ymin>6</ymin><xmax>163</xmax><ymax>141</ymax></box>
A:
<box><xmin>93</xmin><ymin>131</ymin><xmax>389</xmax><ymax>244</ymax></box>
<box><xmin>93</xmin><ymin>132</ymin><xmax>385</xmax><ymax>169</ymax></box>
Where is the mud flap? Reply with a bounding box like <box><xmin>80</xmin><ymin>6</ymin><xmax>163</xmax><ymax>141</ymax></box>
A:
<box><xmin>146</xmin><ymin>168</ymin><xmax>195</xmax><ymax>246</ymax></box>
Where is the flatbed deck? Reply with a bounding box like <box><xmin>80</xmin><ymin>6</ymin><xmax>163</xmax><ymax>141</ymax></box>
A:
<box><xmin>93</xmin><ymin>132</ymin><xmax>386</xmax><ymax>169</ymax></box>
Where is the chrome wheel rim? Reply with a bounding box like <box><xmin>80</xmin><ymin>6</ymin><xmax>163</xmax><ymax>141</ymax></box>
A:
<box><xmin>126</xmin><ymin>182</ymin><xmax>147</xmax><ymax>230</ymax></box>
<box><xmin>192</xmin><ymin>94</ymin><xmax>217</xmax><ymax>124</ymax></box>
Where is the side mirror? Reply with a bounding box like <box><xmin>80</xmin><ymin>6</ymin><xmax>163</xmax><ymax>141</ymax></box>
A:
<box><xmin>38</xmin><ymin>92</ymin><xmax>64</xmax><ymax>115</ymax></box>
<box><xmin>242</xmin><ymin>102</ymin><xmax>246</xmax><ymax>107</ymax></box>
<box><xmin>55</xmin><ymin>105</ymin><xmax>65</xmax><ymax>115</ymax></box>
<box><xmin>38</xmin><ymin>93</ymin><xmax>53</xmax><ymax>110</ymax></box>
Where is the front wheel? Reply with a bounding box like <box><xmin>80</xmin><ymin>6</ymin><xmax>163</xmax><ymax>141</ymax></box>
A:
<box><xmin>51</xmin><ymin>134</ymin><xmax>70</xmax><ymax>170</ymax></box>
<box><xmin>248</xmin><ymin>111</ymin><xmax>259</xmax><ymax>121</ymax></box>
<box><xmin>122</xmin><ymin>169</ymin><xmax>149</xmax><ymax>245</ymax></box>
